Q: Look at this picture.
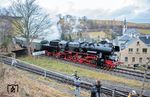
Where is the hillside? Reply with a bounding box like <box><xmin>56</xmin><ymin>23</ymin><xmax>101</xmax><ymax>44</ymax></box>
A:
<box><xmin>0</xmin><ymin>64</ymin><xmax>90</xmax><ymax>97</ymax></box>
<box><xmin>86</xmin><ymin>19</ymin><xmax>150</xmax><ymax>35</ymax></box>
<box><xmin>85</xmin><ymin>31</ymin><xmax>112</xmax><ymax>40</ymax></box>
<box><xmin>87</xmin><ymin>19</ymin><xmax>150</xmax><ymax>29</ymax></box>
<box><xmin>138</xmin><ymin>29</ymin><xmax>150</xmax><ymax>34</ymax></box>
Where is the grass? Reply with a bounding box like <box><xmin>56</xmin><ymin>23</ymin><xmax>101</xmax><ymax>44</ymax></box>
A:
<box><xmin>19</xmin><ymin>56</ymin><xmax>150</xmax><ymax>89</ymax></box>
<box><xmin>38</xmin><ymin>77</ymin><xmax>90</xmax><ymax>97</ymax></box>
<box><xmin>138</xmin><ymin>29</ymin><xmax>150</xmax><ymax>34</ymax></box>
<box><xmin>86</xmin><ymin>31</ymin><xmax>108</xmax><ymax>39</ymax></box>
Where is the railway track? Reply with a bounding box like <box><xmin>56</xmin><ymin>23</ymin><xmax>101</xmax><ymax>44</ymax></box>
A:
<box><xmin>114</xmin><ymin>67</ymin><xmax>150</xmax><ymax>80</ymax></box>
<box><xmin>42</xmin><ymin>56</ymin><xmax>150</xmax><ymax>81</ymax></box>
<box><xmin>0</xmin><ymin>55</ymin><xmax>129</xmax><ymax>97</ymax></box>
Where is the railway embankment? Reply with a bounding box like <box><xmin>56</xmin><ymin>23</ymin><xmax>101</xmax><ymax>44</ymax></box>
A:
<box><xmin>19</xmin><ymin>56</ymin><xmax>150</xmax><ymax>96</ymax></box>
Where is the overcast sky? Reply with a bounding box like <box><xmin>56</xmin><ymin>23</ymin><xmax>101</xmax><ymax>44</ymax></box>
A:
<box><xmin>0</xmin><ymin>0</ymin><xmax>150</xmax><ymax>23</ymax></box>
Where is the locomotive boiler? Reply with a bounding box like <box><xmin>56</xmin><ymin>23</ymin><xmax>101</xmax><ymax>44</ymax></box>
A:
<box><xmin>42</xmin><ymin>40</ymin><xmax>120</xmax><ymax>69</ymax></box>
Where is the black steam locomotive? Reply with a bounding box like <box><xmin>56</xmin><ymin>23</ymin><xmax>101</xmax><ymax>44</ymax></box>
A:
<box><xmin>42</xmin><ymin>40</ymin><xmax>120</xmax><ymax>69</ymax></box>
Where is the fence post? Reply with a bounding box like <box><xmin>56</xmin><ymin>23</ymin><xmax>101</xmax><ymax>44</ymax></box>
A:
<box><xmin>44</xmin><ymin>70</ymin><xmax>47</xmax><ymax>78</ymax></box>
<box><xmin>11</xmin><ymin>58</ymin><xmax>14</xmax><ymax>66</ymax></box>
<box><xmin>112</xmin><ymin>89</ymin><xmax>116</xmax><ymax>97</ymax></box>
<box><xmin>0</xmin><ymin>55</ymin><xmax>3</xmax><ymax>64</ymax></box>
<box><xmin>11</xmin><ymin>53</ymin><xmax>17</xmax><ymax>66</ymax></box>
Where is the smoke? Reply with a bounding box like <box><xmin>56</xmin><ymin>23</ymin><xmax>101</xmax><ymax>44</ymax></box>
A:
<box><xmin>45</xmin><ymin>24</ymin><xmax>61</xmax><ymax>41</ymax></box>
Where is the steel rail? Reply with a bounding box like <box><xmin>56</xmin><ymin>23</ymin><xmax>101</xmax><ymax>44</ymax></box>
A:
<box><xmin>0</xmin><ymin>55</ymin><xmax>129</xmax><ymax>97</ymax></box>
<box><xmin>114</xmin><ymin>67</ymin><xmax>150</xmax><ymax>79</ymax></box>
<box><xmin>45</xmin><ymin>56</ymin><xmax>150</xmax><ymax>80</ymax></box>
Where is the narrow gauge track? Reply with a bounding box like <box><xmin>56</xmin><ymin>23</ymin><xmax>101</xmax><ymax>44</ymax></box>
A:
<box><xmin>0</xmin><ymin>55</ymin><xmax>129</xmax><ymax>97</ymax></box>
<box><xmin>42</xmin><ymin>55</ymin><xmax>150</xmax><ymax>81</ymax></box>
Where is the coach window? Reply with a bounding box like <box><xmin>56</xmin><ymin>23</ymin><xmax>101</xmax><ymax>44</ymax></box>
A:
<box><xmin>125</xmin><ymin>57</ymin><xmax>128</xmax><ymax>62</ymax></box>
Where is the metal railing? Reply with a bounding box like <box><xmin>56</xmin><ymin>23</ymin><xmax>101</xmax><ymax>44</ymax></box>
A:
<box><xmin>0</xmin><ymin>55</ymin><xmax>129</xmax><ymax>97</ymax></box>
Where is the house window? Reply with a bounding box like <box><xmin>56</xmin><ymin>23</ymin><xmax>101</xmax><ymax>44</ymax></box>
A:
<box><xmin>132</xmin><ymin>57</ymin><xmax>135</xmax><ymax>62</ymax></box>
<box><xmin>139</xmin><ymin>58</ymin><xmax>142</xmax><ymax>63</ymax></box>
<box><xmin>137</xmin><ymin>41</ymin><xmax>140</xmax><ymax>46</ymax></box>
<box><xmin>136</xmin><ymin>48</ymin><xmax>139</xmax><ymax>53</ymax></box>
<box><xmin>143</xmin><ymin>48</ymin><xmax>147</xmax><ymax>53</ymax></box>
<box><xmin>129</xmin><ymin>48</ymin><xmax>133</xmax><ymax>53</ymax></box>
<box><xmin>125</xmin><ymin>57</ymin><xmax>128</xmax><ymax>62</ymax></box>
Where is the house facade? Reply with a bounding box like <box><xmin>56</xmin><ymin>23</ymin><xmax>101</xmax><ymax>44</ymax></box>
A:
<box><xmin>118</xmin><ymin>36</ymin><xmax>150</xmax><ymax>66</ymax></box>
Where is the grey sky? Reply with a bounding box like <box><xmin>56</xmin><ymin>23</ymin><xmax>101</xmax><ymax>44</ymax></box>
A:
<box><xmin>0</xmin><ymin>0</ymin><xmax>150</xmax><ymax>23</ymax></box>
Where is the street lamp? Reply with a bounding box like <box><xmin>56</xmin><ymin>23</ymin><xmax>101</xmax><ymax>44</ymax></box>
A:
<box><xmin>140</xmin><ymin>57</ymin><xmax>150</xmax><ymax>97</ymax></box>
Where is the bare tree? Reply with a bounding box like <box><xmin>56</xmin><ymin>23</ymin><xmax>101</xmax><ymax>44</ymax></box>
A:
<box><xmin>57</xmin><ymin>14</ymin><xmax>76</xmax><ymax>40</ymax></box>
<box><xmin>57</xmin><ymin>15</ymin><xmax>89</xmax><ymax>41</ymax></box>
<box><xmin>76</xmin><ymin>16</ymin><xmax>88</xmax><ymax>40</ymax></box>
<box><xmin>9</xmin><ymin>0</ymin><xmax>51</xmax><ymax>56</ymax></box>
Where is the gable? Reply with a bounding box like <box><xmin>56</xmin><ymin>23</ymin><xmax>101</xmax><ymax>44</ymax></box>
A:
<box><xmin>120</xmin><ymin>38</ymin><xmax>149</xmax><ymax>53</ymax></box>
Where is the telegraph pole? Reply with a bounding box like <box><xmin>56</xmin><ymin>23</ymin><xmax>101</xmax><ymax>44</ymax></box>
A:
<box><xmin>0</xmin><ymin>55</ymin><xmax>2</xmax><ymax>64</ymax></box>
<box><xmin>140</xmin><ymin>57</ymin><xmax>150</xmax><ymax>97</ymax></box>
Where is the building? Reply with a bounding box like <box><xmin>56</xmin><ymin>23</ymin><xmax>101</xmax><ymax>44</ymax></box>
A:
<box><xmin>113</xmin><ymin>19</ymin><xmax>140</xmax><ymax>50</ymax></box>
<box><xmin>119</xmin><ymin>35</ymin><xmax>150</xmax><ymax>66</ymax></box>
<box><xmin>113</xmin><ymin>35</ymin><xmax>132</xmax><ymax>50</ymax></box>
<box><xmin>122</xmin><ymin>18</ymin><xmax>140</xmax><ymax>37</ymax></box>
<box><xmin>114</xmin><ymin>19</ymin><xmax>149</xmax><ymax>66</ymax></box>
